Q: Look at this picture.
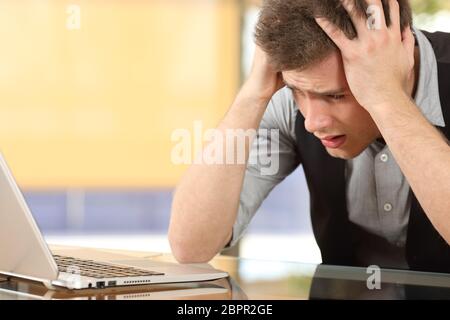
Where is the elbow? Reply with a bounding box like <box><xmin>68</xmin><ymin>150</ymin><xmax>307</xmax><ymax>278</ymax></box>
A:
<box><xmin>168</xmin><ymin>234</ymin><xmax>217</xmax><ymax>264</ymax></box>
<box><xmin>172</xmin><ymin>249</ymin><xmax>213</xmax><ymax>264</ymax></box>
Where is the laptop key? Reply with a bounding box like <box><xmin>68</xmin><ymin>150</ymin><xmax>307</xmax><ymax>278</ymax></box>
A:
<box><xmin>54</xmin><ymin>255</ymin><xmax>165</xmax><ymax>279</ymax></box>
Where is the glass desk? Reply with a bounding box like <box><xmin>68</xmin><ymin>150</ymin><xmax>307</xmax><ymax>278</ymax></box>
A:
<box><xmin>0</xmin><ymin>245</ymin><xmax>449</xmax><ymax>300</ymax></box>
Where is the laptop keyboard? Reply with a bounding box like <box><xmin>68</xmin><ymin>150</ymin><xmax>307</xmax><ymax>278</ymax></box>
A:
<box><xmin>54</xmin><ymin>255</ymin><xmax>165</xmax><ymax>279</ymax></box>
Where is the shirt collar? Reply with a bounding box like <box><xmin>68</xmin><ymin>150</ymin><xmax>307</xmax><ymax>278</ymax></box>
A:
<box><xmin>413</xmin><ymin>28</ymin><xmax>446</xmax><ymax>127</ymax></box>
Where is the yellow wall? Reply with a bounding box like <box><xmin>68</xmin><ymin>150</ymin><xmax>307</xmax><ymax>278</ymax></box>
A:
<box><xmin>0</xmin><ymin>0</ymin><xmax>240</xmax><ymax>188</ymax></box>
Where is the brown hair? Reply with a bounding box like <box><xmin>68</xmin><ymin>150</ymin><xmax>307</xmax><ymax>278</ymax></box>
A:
<box><xmin>255</xmin><ymin>0</ymin><xmax>413</xmax><ymax>71</ymax></box>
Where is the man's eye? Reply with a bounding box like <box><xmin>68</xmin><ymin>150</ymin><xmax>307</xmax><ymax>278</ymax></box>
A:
<box><xmin>328</xmin><ymin>94</ymin><xmax>345</xmax><ymax>100</ymax></box>
<box><xmin>291</xmin><ymin>89</ymin><xmax>305</xmax><ymax>96</ymax></box>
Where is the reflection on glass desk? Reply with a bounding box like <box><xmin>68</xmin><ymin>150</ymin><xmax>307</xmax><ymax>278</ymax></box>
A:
<box><xmin>0</xmin><ymin>279</ymin><xmax>235</xmax><ymax>300</ymax></box>
<box><xmin>0</xmin><ymin>246</ymin><xmax>449</xmax><ymax>300</ymax></box>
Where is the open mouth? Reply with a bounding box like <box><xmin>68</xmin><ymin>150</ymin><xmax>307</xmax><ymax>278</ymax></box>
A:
<box><xmin>320</xmin><ymin>135</ymin><xmax>347</xmax><ymax>149</ymax></box>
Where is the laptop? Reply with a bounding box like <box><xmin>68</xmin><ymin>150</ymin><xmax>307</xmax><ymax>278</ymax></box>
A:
<box><xmin>0</xmin><ymin>152</ymin><xmax>228</xmax><ymax>289</ymax></box>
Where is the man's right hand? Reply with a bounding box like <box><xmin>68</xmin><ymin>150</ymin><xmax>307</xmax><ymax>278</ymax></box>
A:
<box><xmin>241</xmin><ymin>46</ymin><xmax>285</xmax><ymax>102</ymax></box>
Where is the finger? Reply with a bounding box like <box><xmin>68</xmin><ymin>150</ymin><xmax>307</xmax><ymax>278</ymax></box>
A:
<box><xmin>388</xmin><ymin>0</ymin><xmax>401</xmax><ymax>32</ymax></box>
<box><xmin>340</xmin><ymin>0</ymin><xmax>367</xmax><ymax>36</ymax></box>
<box><xmin>365</xmin><ymin>0</ymin><xmax>387</xmax><ymax>31</ymax></box>
<box><xmin>315</xmin><ymin>17</ymin><xmax>353</xmax><ymax>50</ymax></box>
<box><xmin>401</xmin><ymin>25</ymin><xmax>416</xmax><ymax>63</ymax></box>
<box><xmin>402</xmin><ymin>25</ymin><xmax>415</xmax><ymax>48</ymax></box>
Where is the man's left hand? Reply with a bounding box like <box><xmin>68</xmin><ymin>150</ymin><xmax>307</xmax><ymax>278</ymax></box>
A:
<box><xmin>315</xmin><ymin>0</ymin><xmax>416</xmax><ymax>112</ymax></box>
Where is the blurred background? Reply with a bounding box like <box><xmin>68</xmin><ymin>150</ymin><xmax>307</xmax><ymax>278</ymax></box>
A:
<box><xmin>1</xmin><ymin>0</ymin><xmax>449</xmax><ymax>263</ymax></box>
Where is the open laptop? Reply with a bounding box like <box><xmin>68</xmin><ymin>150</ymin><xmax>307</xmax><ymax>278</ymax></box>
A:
<box><xmin>0</xmin><ymin>152</ymin><xmax>228</xmax><ymax>289</ymax></box>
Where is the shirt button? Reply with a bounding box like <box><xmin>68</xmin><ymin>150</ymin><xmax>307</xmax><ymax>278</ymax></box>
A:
<box><xmin>380</xmin><ymin>153</ymin><xmax>389</xmax><ymax>162</ymax></box>
<box><xmin>384</xmin><ymin>203</ymin><xmax>393</xmax><ymax>212</ymax></box>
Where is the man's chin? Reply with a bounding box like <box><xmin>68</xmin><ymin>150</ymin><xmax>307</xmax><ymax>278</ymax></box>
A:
<box><xmin>325</xmin><ymin>147</ymin><xmax>364</xmax><ymax>160</ymax></box>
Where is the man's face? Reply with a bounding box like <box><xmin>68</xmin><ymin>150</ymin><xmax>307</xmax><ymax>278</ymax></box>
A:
<box><xmin>282</xmin><ymin>51</ymin><xmax>381</xmax><ymax>159</ymax></box>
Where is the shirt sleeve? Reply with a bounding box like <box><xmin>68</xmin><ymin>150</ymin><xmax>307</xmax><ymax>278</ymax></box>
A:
<box><xmin>225</xmin><ymin>87</ymin><xmax>300</xmax><ymax>248</ymax></box>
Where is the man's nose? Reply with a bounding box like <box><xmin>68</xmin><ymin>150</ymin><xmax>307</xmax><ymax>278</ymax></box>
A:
<box><xmin>302</xmin><ymin>100</ymin><xmax>333</xmax><ymax>134</ymax></box>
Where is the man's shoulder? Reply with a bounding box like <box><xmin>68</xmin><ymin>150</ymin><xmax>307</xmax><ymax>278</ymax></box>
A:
<box><xmin>421</xmin><ymin>29</ymin><xmax>450</xmax><ymax>42</ymax></box>
<box><xmin>261</xmin><ymin>87</ymin><xmax>298</xmax><ymax>140</ymax></box>
<box><xmin>270</xmin><ymin>86</ymin><xmax>297</xmax><ymax>108</ymax></box>
<box><xmin>420</xmin><ymin>29</ymin><xmax>450</xmax><ymax>63</ymax></box>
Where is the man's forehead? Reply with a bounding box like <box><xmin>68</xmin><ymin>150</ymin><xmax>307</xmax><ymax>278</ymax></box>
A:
<box><xmin>283</xmin><ymin>51</ymin><xmax>342</xmax><ymax>74</ymax></box>
<box><xmin>282</xmin><ymin>73</ymin><xmax>347</xmax><ymax>94</ymax></box>
<box><xmin>281</xmin><ymin>52</ymin><xmax>347</xmax><ymax>93</ymax></box>
<box><xmin>283</xmin><ymin>80</ymin><xmax>347</xmax><ymax>96</ymax></box>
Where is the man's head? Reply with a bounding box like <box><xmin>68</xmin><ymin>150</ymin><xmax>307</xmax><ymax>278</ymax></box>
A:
<box><xmin>255</xmin><ymin>0</ymin><xmax>413</xmax><ymax>159</ymax></box>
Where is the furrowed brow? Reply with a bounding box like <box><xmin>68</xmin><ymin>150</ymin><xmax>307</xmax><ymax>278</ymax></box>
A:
<box><xmin>283</xmin><ymin>80</ymin><xmax>346</xmax><ymax>96</ymax></box>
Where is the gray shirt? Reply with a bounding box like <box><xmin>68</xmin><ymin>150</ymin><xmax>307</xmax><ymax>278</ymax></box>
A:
<box><xmin>228</xmin><ymin>29</ymin><xmax>446</xmax><ymax>267</ymax></box>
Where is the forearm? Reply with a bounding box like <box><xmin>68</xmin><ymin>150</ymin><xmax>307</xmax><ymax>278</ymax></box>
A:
<box><xmin>169</xmin><ymin>87</ymin><xmax>270</xmax><ymax>263</ymax></box>
<box><xmin>370</xmin><ymin>94</ymin><xmax>450</xmax><ymax>244</ymax></box>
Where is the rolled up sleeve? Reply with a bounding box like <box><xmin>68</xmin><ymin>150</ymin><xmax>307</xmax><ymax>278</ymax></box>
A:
<box><xmin>225</xmin><ymin>87</ymin><xmax>300</xmax><ymax>248</ymax></box>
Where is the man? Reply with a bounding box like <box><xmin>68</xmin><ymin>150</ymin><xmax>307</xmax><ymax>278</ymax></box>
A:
<box><xmin>169</xmin><ymin>0</ymin><xmax>450</xmax><ymax>272</ymax></box>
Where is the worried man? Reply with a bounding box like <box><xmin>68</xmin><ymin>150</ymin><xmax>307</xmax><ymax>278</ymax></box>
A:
<box><xmin>169</xmin><ymin>0</ymin><xmax>450</xmax><ymax>273</ymax></box>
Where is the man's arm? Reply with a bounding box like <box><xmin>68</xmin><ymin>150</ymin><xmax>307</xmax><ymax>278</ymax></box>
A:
<box><xmin>316</xmin><ymin>0</ymin><xmax>450</xmax><ymax>243</ymax></box>
<box><xmin>370</xmin><ymin>95</ymin><xmax>450</xmax><ymax>244</ymax></box>
<box><xmin>224</xmin><ymin>88</ymin><xmax>300</xmax><ymax>249</ymax></box>
<box><xmin>168</xmin><ymin>47</ymin><xmax>285</xmax><ymax>263</ymax></box>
